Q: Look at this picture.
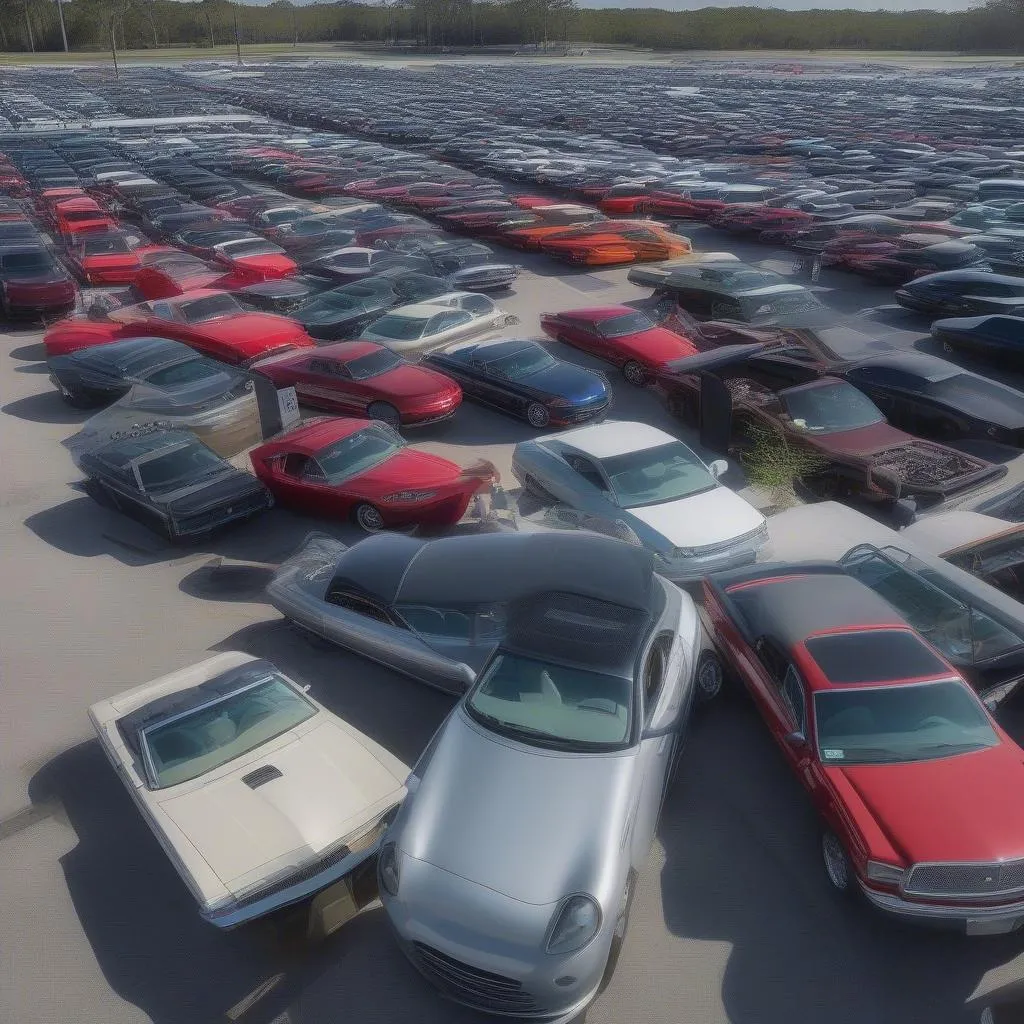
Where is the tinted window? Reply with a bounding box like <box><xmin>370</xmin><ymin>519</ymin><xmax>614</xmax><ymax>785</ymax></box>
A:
<box><xmin>395</xmin><ymin>605</ymin><xmax>473</xmax><ymax>639</ymax></box>
<box><xmin>135</xmin><ymin>442</ymin><xmax>224</xmax><ymax>492</ymax></box>
<box><xmin>180</xmin><ymin>294</ymin><xmax>242</xmax><ymax>323</ymax></box>
<box><xmin>1</xmin><ymin>251</ymin><xmax>51</xmax><ymax>271</ymax></box>
<box><xmin>814</xmin><ymin>680</ymin><xmax>998</xmax><ymax>765</ymax></box>
<box><xmin>487</xmin><ymin>344</ymin><xmax>557</xmax><ymax>379</ymax></box>
<box><xmin>346</xmin><ymin>349</ymin><xmax>403</xmax><ymax>380</ymax></box>
<box><xmin>145</xmin><ymin>359</ymin><xmax>221</xmax><ymax>388</ymax></box>
<box><xmin>315</xmin><ymin>424</ymin><xmax>403</xmax><ymax>483</ymax></box>
<box><xmin>782</xmin><ymin>381</ymin><xmax>885</xmax><ymax>435</ymax></box>
<box><xmin>804</xmin><ymin>629</ymin><xmax>948</xmax><ymax>684</ymax></box>
<box><xmin>368</xmin><ymin>314</ymin><xmax>427</xmax><ymax>341</ymax></box>
<box><xmin>597</xmin><ymin>311</ymin><xmax>656</xmax><ymax>337</ymax></box>
<box><xmin>599</xmin><ymin>441</ymin><xmax>718</xmax><ymax>509</ymax></box>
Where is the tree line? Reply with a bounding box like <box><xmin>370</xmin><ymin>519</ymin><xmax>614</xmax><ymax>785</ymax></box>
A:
<box><xmin>2</xmin><ymin>0</ymin><xmax>1023</xmax><ymax>56</ymax></box>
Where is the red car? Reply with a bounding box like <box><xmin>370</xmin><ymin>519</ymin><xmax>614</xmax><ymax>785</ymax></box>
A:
<box><xmin>44</xmin><ymin>289</ymin><xmax>315</xmax><ymax>364</ymax></box>
<box><xmin>702</xmin><ymin>564</ymin><xmax>1024</xmax><ymax>934</ymax></box>
<box><xmin>540</xmin><ymin>304</ymin><xmax>699</xmax><ymax>384</ymax></box>
<box><xmin>132</xmin><ymin>252</ymin><xmax>228</xmax><ymax>300</ymax></box>
<box><xmin>399</xmin><ymin>183</ymin><xmax>505</xmax><ymax>211</ymax></box>
<box><xmin>52</xmin><ymin>197</ymin><xmax>118</xmax><ymax>238</ymax></box>
<box><xmin>251</xmin><ymin>341</ymin><xmax>462</xmax><ymax>427</ymax></box>
<box><xmin>62</xmin><ymin>232</ymin><xmax>168</xmax><ymax>286</ymax></box>
<box><xmin>207</xmin><ymin>238</ymin><xmax>297</xmax><ymax>282</ymax></box>
<box><xmin>36</xmin><ymin>187</ymin><xmax>88</xmax><ymax>223</ymax></box>
<box><xmin>250</xmin><ymin>417</ymin><xmax>492</xmax><ymax>532</ymax></box>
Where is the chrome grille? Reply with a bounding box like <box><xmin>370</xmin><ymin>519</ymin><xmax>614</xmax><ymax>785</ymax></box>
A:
<box><xmin>906</xmin><ymin>859</ymin><xmax>1024</xmax><ymax>899</ymax></box>
<box><xmin>694</xmin><ymin>522</ymin><xmax>769</xmax><ymax>557</ymax></box>
<box><xmin>411</xmin><ymin>943</ymin><xmax>537</xmax><ymax>1013</ymax></box>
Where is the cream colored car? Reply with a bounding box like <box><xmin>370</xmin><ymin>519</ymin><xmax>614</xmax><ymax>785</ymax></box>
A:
<box><xmin>89</xmin><ymin>651</ymin><xmax>408</xmax><ymax>929</ymax></box>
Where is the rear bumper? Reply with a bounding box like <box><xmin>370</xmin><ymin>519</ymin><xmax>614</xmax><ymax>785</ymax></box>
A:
<box><xmin>859</xmin><ymin>884</ymin><xmax>1024</xmax><ymax>935</ymax></box>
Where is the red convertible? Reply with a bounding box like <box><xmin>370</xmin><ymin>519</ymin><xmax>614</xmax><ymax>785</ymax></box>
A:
<box><xmin>703</xmin><ymin>565</ymin><xmax>1024</xmax><ymax>934</ymax></box>
<box><xmin>540</xmin><ymin>303</ymin><xmax>698</xmax><ymax>384</ymax></box>
<box><xmin>44</xmin><ymin>289</ymin><xmax>315</xmax><ymax>365</ymax></box>
<box><xmin>252</xmin><ymin>341</ymin><xmax>462</xmax><ymax>427</ymax></box>
<box><xmin>250</xmin><ymin>417</ymin><xmax>492</xmax><ymax>532</ymax></box>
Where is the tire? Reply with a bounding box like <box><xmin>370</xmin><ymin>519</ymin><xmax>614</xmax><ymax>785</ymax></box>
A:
<box><xmin>353</xmin><ymin>502</ymin><xmax>385</xmax><ymax>533</ymax></box>
<box><xmin>821</xmin><ymin>830</ymin><xmax>854</xmax><ymax>895</ymax></box>
<box><xmin>695</xmin><ymin>650</ymin><xmax>724</xmax><ymax>704</ymax></box>
<box><xmin>523</xmin><ymin>474</ymin><xmax>554</xmax><ymax>502</ymax></box>
<box><xmin>622</xmin><ymin>360</ymin><xmax>646</xmax><ymax>386</ymax></box>
<box><xmin>599</xmin><ymin>873</ymin><xmax>636</xmax><ymax>994</ymax></box>
<box><xmin>366</xmin><ymin>401</ymin><xmax>401</xmax><ymax>429</ymax></box>
<box><xmin>525</xmin><ymin>402</ymin><xmax>550</xmax><ymax>429</ymax></box>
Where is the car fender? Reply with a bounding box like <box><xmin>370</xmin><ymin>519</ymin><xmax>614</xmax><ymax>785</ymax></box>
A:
<box><xmin>820</xmin><ymin>766</ymin><xmax>903</xmax><ymax>871</ymax></box>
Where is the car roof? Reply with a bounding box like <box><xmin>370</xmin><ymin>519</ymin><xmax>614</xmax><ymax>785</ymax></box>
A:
<box><xmin>384</xmin><ymin>301</ymin><xmax>460</xmax><ymax>319</ymax></box>
<box><xmin>270</xmin><ymin>416</ymin><xmax>372</xmax><ymax>453</ymax></box>
<box><xmin>68</xmin><ymin>335</ymin><xmax>191</xmax><ymax>369</ymax></box>
<box><xmin>331</xmin><ymin>529</ymin><xmax>655</xmax><ymax>609</ymax></box>
<box><xmin>97</xmin><ymin>427</ymin><xmax>197</xmax><ymax>460</ymax></box>
<box><xmin>558</xmin><ymin>305</ymin><xmax>634</xmax><ymax>322</ymax></box>
<box><xmin>439</xmin><ymin>336</ymin><xmax>538</xmax><ymax>358</ymax></box>
<box><xmin>311</xmin><ymin>340</ymin><xmax>384</xmax><ymax>360</ymax></box>
<box><xmin>542</xmin><ymin>420</ymin><xmax>676</xmax><ymax>459</ymax></box>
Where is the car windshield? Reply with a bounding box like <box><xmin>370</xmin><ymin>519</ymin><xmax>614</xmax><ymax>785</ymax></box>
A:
<box><xmin>141</xmin><ymin>674</ymin><xmax>317</xmax><ymax>788</ymax></box>
<box><xmin>346</xmin><ymin>348</ymin><xmax>403</xmax><ymax>380</ymax></box>
<box><xmin>302</xmin><ymin>293</ymin><xmax>362</xmax><ymax>314</ymax></box>
<box><xmin>316</xmin><ymin>424</ymin><xmax>403</xmax><ymax>483</ymax></box>
<box><xmin>368</xmin><ymin>314</ymin><xmax>427</xmax><ymax>341</ymax></box>
<box><xmin>487</xmin><ymin>344</ymin><xmax>557</xmax><ymax>379</ymax></box>
<box><xmin>145</xmin><ymin>359</ymin><xmax>222</xmax><ymax>388</ymax></box>
<box><xmin>1</xmin><ymin>251</ymin><xmax>51</xmax><ymax>271</ymax></box>
<box><xmin>742</xmin><ymin>290</ymin><xmax>824</xmax><ymax>319</ymax></box>
<box><xmin>814</xmin><ymin>680</ymin><xmax>999</xmax><ymax>765</ymax></box>
<box><xmin>135</xmin><ymin>442</ymin><xmax>225</xmax><ymax>492</ymax></box>
<box><xmin>83</xmin><ymin>236</ymin><xmax>131</xmax><ymax>255</ymax></box>
<box><xmin>180</xmin><ymin>294</ymin><xmax>243</xmax><ymax>323</ymax></box>
<box><xmin>783</xmin><ymin>381</ymin><xmax>885</xmax><ymax>434</ymax></box>
<box><xmin>599</xmin><ymin>441</ymin><xmax>717</xmax><ymax>508</ymax></box>
<box><xmin>467</xmin><ymin>652</ymin><xmax>632</xmax><ymax>750</ymax></box>
<box><xmin>597</xmin><ymin>311</ymin><xmax>656</xmax><ymax>337</ymax></box>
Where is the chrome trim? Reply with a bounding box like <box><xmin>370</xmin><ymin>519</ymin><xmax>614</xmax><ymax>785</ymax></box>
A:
<box><xmin>859</xmin><ymin>881</ymin><xmax>1024</xmax><ymax>926</ymax></box>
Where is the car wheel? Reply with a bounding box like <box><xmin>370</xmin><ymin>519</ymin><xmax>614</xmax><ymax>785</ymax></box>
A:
<box><xmin>622</xmin><ymin>360</ymin><xmax>646</xmax><ymax>386</ymax></box>
<box><xmin>526</xmin><ymin>402</ymin><xmax>550</xmax><ymax>429</ymax></box>
<box><xmin>353</xmin><ymin>503</ymin><xmax>386</xmax><ymax>533</ymax></box>
<box><xmin>695</xmin><ymin>650</ymin><xmax>724</xmax><ymax>704</ymax></box>
<box><xmin>822</xmin><ymin>830</ymin><xmax>853</xmax><ymax>894</ymax></box>
<box><xmin>523</xmin><ymin>474</ymin><xmax>554</xmax><ymax>502</ymax></box>
<box><xmin>941</xmin><ymin>341</ymin><xmax>955</xmax><ymax>354</ymax></box>
<box><xmin>599</xmin><ymin>872</ymin><xmax>636</xmax><ymax>994</ymax></box>
<box><xmin>366</xmin><ymin>401</ymin><xmax>402</xmax><ymax>429</ymax></box>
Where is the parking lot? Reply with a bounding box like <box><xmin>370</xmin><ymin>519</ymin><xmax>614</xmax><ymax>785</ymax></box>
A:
<box><xmin>3</xmin><ymin>60</ymin><xmax>1024</xmax><ymax>1024</ymax></box>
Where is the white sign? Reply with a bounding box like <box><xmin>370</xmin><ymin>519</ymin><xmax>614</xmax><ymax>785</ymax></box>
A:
<box><xmin>277</xmin><ymin>387</ymin><xmax>300</xmax><ymax>430</ymax></box>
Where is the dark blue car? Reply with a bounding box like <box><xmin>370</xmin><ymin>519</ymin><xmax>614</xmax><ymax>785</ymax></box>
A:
<box><xmin>932</xmin><ymin>314</ymin><xmax>1024</xmax><ymax>370</ymax></box>
<box><xmin>421</xmin><ymin>337</ymin><xmax>610</xmax><ymax>429</ymax></box>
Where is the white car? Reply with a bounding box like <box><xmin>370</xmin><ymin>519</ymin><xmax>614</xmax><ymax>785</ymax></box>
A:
<box><xmin>89</xmin><ymin>651</ymin><xmax>408</xmax><ymax>930</ymax></box>
<box><xmin>511</xmin><ymin>420</ymin><xmax>769</xmax><ymax>582</ymax></box>
<box><xmin>360</xmin><ymin>297</ymin><xmax>519</xmax><ymax>355</ymax></box>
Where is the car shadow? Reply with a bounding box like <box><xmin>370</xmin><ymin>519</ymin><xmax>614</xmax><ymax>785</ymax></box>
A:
<box><xmin>2</xmin><ymin>391</ymin><xmax>96</xmax><ymax>425</ymax></box>
<box><xmin>653</xmin><ymin>695</ymin><xmax>1023</xmax><ymax>1024</ymax></box>
<box><xmin>7</xmin><ymin>340</ymin><xmax>47</xmax><ymax>361</ymax></box>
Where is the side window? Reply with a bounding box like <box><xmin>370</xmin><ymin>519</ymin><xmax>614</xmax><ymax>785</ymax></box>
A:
<box><xmin>564</xmin><ymin>453</ymin><xmax>608</xmax><ymax>491</ymax></box>
<box><xmin>969</xmin><ymin>607</ymin><xmax>1024</xmax><ymax>660</ymax></box>
<box><xmin>325</xmin><ymin>589</ymin><xmax>397</xmax><ymax>624</ymax></box>
<box><xmin>150</xmin><ymin>300</ymin><xmax>176</xmax><ymax>321</ymax></box>
<box><xmin>642</xmin><ymin>633</ymin><xmax>673</xmax><ymax>719</ymax></box>
<box><xmin>302</xmin><ymin>459</ymin><xmax>327</xmax><ymax>483</ymax></box>
<box><xmin>394</xmin><ymin>604</ymin><xmax>473</xmax><ymax>640</ymax></box>
<box><xmin>754</xmin><ymin>636</ymin><xmax>788</xmax><ymax>683</ymax></box>
<box><xmin>281</xmin><ymin>452</ymin><xmax>309</xmax><ymax>477</ymax></box>
<box><xmin>462</xmin><ymin>295</ymin><xmax>494</xmax><ymax>315</ymax></box>
<box><xmin>780</xmin><ymin>665</ymin><xmax>807</xmax><ymax>734</ymax></box>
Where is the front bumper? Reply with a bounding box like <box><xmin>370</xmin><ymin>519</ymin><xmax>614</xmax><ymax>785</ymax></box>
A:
<box><xmin>656</xmin><ymin>540</ymin><xmax>768</xmax><ymax>583</ymax></box>
<box><xmin>859</xmin><ymin>884</ymin><xmax>1024</xmax><ymax>935</ymax></box>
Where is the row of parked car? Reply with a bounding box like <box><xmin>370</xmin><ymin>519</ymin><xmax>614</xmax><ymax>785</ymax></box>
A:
<box><xmin>5</xmin><ymin>62</ymin><xmax>1024</xmax><ymax>1023</ymax></box>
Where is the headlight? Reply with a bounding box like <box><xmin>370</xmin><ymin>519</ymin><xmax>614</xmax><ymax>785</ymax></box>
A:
<box><xmin>381</xmin><ymin>489</ymin><xmax>437</xmax><ymax>503</ymax></box>
<box><xmin>865</xmin><ymin>860</ymin><xmax>905</xmax><ymax>887</ymax></box>
<box><xmin>546</xmin><ymin>894</ymin><xmax>601</xmax><ymax>955</ymax></box>
<box><xmin>378</xmin><ymin>842</ymin><xmax>400</xmax><ymax>897</ymax></box>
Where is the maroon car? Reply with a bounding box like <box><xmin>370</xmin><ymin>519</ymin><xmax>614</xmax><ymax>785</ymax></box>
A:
<box><xmin>0</xmin><ymin>244</ymin><xmax>77</xmax><ymax>318</ymax></box>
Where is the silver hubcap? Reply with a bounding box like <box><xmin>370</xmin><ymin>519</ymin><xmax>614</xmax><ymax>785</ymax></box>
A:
<box><xmin>822</xmin><ymin>833</ymin><xmax>849</xmax><ymax>891</ymax></box>
<box><xmin>357</xmin><ymin>505</ymin><xmax>384</xmax><ymax>532</ymax></box>
<box><xmin>527</xmin><ymin>404</ymin><xmax>549</xmax><ymax>428</ymax></box>
<box><xmin>623</xmin><ymin>363</ymin><xmax>644</xmax><ymax>385</ymax></box>
<box><xmin>697</xmin><ymin>657</ymin><xmax>722</xmax><ymax>700</ymax></box>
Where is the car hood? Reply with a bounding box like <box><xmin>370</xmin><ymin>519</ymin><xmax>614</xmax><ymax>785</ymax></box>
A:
<box><xmin>520</xmin><ymin>361</ymin><xmax>607</xmax><ymax>402</ymax></box>
<box><xmin>621</xmin><ymin>326</ymin><xmax>699</xmax><ymax>365</ymax></box>
<box><xmin>157</xmin><ymin>717</ymin><xmax>405</xmax><ymax>893</ymax></box>
<box><xmin>6</xmin><ymin>268</ymin><xmax>69</xmax><ymax>286</ymax></box>
<box><xmin>375</xmin><ymin>364</ymin><xmax>459</xmax><ymax>399</ymax></box>
<box><xmin>401</xmin><ymin>711</ymin><xmax>635</xmax><ymax>905</ymax></box>
<box><xmin>809</xmin><ymin>421</ymin><xmax>913</xmax><ymax>456</ymax></box>
<box><xmin>626</xmin><ymin>486</ymin><xmax>765</xmax><ymax>548</ymax></box>
<box><xmin>197</xmin><ymin>314</ymin><xmax>309</xmax><ymax>356</ymax></box>
<box><xmin>833</xmin><ymin>744</ymin><xmax>1024</xmax><ymax>865</ymax></box>
<box><xmin>352</xmin><ymin>448</ymin><xmax>462</xmax><ymax>492</ymax></box>
<box><xmin>156</xmin><ymin>467</ymin><xmax>267</xmax><ymax>513</ymax></box>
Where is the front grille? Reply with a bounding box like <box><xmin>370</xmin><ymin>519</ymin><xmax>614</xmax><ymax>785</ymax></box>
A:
<box><xmin>906</xmin><ymin>859</ymin><xmax>1024</xmax><ymax>899</ymax></box>
<box><xmin>694</xmin><ymin>522</ymin><xmax>768</xmax><ymax>556</ymax></box>
<box><xmin>411</xmin><ymin>942</ymin><xmax>538</xmax><ymax>1013</ymax></box>
<box><xmin>175</xmin><ymin>491</ymin><xmax>269</xmax><ymax>532</ymax></box>
<box><xmin>564</xmin><ymin>400</ymin><xmax>609</xmax><ymax>423</ymax></box>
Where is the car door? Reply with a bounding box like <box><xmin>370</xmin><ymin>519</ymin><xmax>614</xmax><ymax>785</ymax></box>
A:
<box><xmin>555</xmin><ymin>448</ymin><xmax>621</xmax><ymax>517</ymax></box>
<box><xmin>555</xmin><ymin>316</ymin><xmax>600</xmax><ymax>354</ymax></box>
<box><xmin>747</xmin><ymin>635</ymin><xmax>799</xmax><ymax>743</ymax></box>
<box><xmin>296</xmin><ymin>357</ymin><xmax>360</xmax><ymax>414</ymax></box>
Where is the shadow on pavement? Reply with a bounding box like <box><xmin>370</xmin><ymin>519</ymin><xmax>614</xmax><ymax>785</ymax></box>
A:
<box><xmin>2</xmin><ymin>391</ymin><xmax>95</xmax><ymax>425</ymax></box>
<box><xmin>7</xmin><ymin>341</ymin><xmax>47</xmax><ymax>361</ymax></box>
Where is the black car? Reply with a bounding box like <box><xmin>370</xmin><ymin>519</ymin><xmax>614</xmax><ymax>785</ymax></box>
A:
<box><xmin>80</xmin><ymin>428</ymin><xmax>273</xmax><ymax>541</ymax></box>
<box><xmin>384</xmin><ymin>239</ymin><xmax>521</xmax><ymax>292</ymax></box>
<box><xmin>422</xmin><ymin>336</ymin><xmax>610</xmax><ymax>428</ymax></box>
<box><xmin>895</xmin><ymin>271</ymin><xmax>1024</xmax><ymax>317</ymax></box>
<box><xmin>931</xmin><ymin>314</ymin><xmax>1024</xmax><ymax>369</ymax></box>
<box><xmin>233</xmin><ymin>275</ymin><xmax>335</xmax><ymax>315</ymax></box>
<box><xmin>362</xmin><ymin>267</ymin><xmax>453</xmax><ymax>303</ymax></box>
<box><xmin>47</xmin><ymin>336</ymin><xmax>253</xmax><ymax>408</ymax></box>
<box><xmin>291</xmin><ymin>282</ymin><xmax>400</xmax><ymax>341</ymax></box>
<box><xmin>297</xmin><ymin>247</ymin><xmax>416</xmax><ymax>282</ymax></box>
<box><xmin>962</xmin><ymin>234</ymin><xmax>1024</xmax><ymax>276</ymax></box>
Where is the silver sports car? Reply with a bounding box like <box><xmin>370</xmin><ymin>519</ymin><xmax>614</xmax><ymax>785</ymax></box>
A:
<box><xmin>268</xmin><ymin>529</ymin><xmax>677</xmax><ymax>696</ymax></box>
<box><xmin>378</xmin><ymin>532</ymin><xmax>704</xmax><ymax>1022</ymax></box>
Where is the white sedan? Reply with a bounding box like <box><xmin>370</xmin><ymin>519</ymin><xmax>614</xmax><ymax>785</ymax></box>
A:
<box><xmin>89</xmin><ymin>651</ymin><xmax>408</xmax><ymax>930</ymax></box>
<box><xmin>360</xmin><ymin>294</ymin><xmax>519</xmax><ymax>354</ymax></box>
<box><xmin>511</xmin><ymin>420</ymin><xmax>770</xmax><ymax>582</ymax></box>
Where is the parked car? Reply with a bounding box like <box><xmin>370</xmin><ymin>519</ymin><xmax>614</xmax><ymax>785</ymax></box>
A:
<box><xmin>822</xmin><ymin>236</ymin><xmax>989</xmax><ymax>284</ymax></box>
<box><xmin>511</xmin><ymin>420</ymin><xmax>769</xmax><ymax>582</ymax></box>
<box><xmin>89</xmin><ymin>651</ymin><xmax>407</xmax><ymax>929</ymax></box>
<box><xmin>379</xmin><ymin>535</ymin><xmax>706</xmax><ymax>1020</ymax></box>
<box><xmin>78</xmin><ymin>427</ymin><xmax>273</xmax><ymax>540</ymax></box>
<box><xmin>360</xmin><ymin>298</ymin><xmax>518</xmax><ymax>355</ymax></box>
<box><xmin>44</xmin><ymin>290</ymin><xmax>316</xmax><ymax>365</ymax></box>
<box><xmin>290</xmin><ymin>283</ymin><xmax>402</xmax><ymax>342</ymax></box>
<box><xmin>250</xmin><ymin>417</ymin><xmax>493</xmax><ymax>532</ymax></box>
<box><xmin>62</xmin><ymin>231</ymin><xmax>152</xmax><ymax>286</ymax></box>
<box><xmin>538</xmin><ymin>222</ymin><xmax>693</xmax><ymax>266</ymax></box>
<box><xmin>422</xmin><ymin>336</ymin><xmax>610</xmax><ymax>428</ymax></box>
<box><xmin>931</xmin><ymin>314</ymin><xmax>1024</xmax><ymax>369</ymax></box>
<box><xmin>895</xmin><ymin>270</ymin><xmax>1024</xmax><ymax>318</ymax></box>
<box><xmin>701</xmin><ymin>564</ymin><xmax>1024</xmax><ymax>933</ymax></box>
<box><xmin>252</xmin><ymin>341</ymin><xmax>462</xmax><ymax>427</ymax></box>
<box><xmin>0</xmin><ymin>243</ymin><xmax>77</xmax><ymax>318</ymax></box>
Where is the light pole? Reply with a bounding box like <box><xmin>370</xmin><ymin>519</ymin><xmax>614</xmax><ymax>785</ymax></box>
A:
<box><xmin>55</xmin><ymin>0</ymin><xmax>69</xmax><ymax>52</ymax></box>
<box><xmin>233</xmin><ymin>4</ymin><xmax>242</xmax><ymax>65</ymax></box>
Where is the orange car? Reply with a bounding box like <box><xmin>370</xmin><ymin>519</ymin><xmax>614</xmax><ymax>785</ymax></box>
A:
<box><xmin>538</xmin><ymin>222</ymin><xmax>692</xmax><ymax>266</ymax></box>
<box><xmin>52</xmin><ymin>197</ymin><xmax>118</xmax><ymax>238</ymax></box>
<box><xmin>492</xmin><ymin>204</ymin><xmax>607</xmax><ymax>250</ymax></box>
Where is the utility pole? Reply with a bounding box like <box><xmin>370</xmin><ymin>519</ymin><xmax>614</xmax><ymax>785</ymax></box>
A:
<box><xmin>55</xmin><ymin>0</ymin><xmax>69</xmax><ymax>52</ymax></box>
<box><xmin>233</xmin><ymin>5</ymin><xmax>242</xmax><ymax>65</ymax></box>
<box><xmin>24</xmin><ymin>0</ymin><xmax>35</xmax><ymax>53</ymax></box>
<box><xmin>110</xmin><ymin>15</ymin><xmax>119</xmax><ymax>78</ymax></box>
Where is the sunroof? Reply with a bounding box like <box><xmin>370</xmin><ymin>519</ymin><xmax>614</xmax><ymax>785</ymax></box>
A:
<box><xmin>805</xmin><ymin>630</ymin><xmax>948</xmax><ymax>684</ymax></box>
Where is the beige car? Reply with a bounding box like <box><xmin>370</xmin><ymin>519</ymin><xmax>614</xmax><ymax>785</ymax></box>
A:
<box><xmin>89</xmin><ymin>651</ymin><xmax>408</xmax><ymax>930</ymax></box>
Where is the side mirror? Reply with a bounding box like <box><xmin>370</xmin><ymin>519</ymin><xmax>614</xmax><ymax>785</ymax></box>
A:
<box><xmin>785</xmin><ymin>730</ymin><xmax>807</xmax><ymax>750</ymax></box>
<box><xmin>709</xmin><ymin>459</ymin><xmax>728</xmax><ymax>479</ymax></box>
<box><xmin>405</xmin><ymin>772</ymin><xmax>421</xmax><ymax>794</ymax></box>
<box><xmin>984</xmin><ymin>698</ymin><xmax>998</xmax><ymax>714</ymax></box>
<box><xmin>892</xmin><ymin>497</ymin><xmax>918</xmax><ymax>528</ymax></box>
<box><xmin>456</xmin><ymin>663</ymin><xmax>476</xmax><ymax>690</ymax></box>
<box><xmin>301</xmin><ymin>684</ymin><xmax>312</xmax><ymax>694</ymax></box>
